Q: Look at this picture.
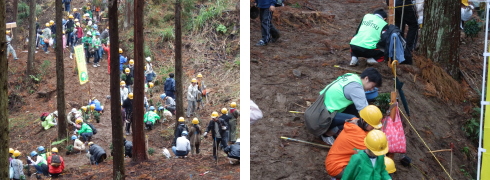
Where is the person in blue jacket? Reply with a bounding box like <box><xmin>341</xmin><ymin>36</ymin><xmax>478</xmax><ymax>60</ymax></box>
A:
<box><xmin>119</xmin><ymin>48</ymin><xmax>127</xmax><ymax>74</ymax></box>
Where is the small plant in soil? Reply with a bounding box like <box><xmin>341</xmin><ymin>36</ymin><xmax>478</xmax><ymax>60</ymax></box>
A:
<box><xmin>464</xmin><ymin>19</ymin><xmax>482</xmax><ymax>40</ymax></box>
<box><xmin>148</xmin><ymin>148</ymin><xmax>155</xmax><ymax>156</ymax></box>
<box><xmin>374</xmin><ymin>93</ymin><xmax>391</xmax><ymax>114</ymax></box>
<box><xmin>216</xmin><ymin>24</ymin><xmax>227</xmax><ymax>34</ymax></box>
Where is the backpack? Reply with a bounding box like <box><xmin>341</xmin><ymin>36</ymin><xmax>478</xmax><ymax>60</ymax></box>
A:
<box><xmin>88</xmin><ymin>123</ymin><xmax>97</xmax><ymax>135</ymax></box>
<box><xmin>304</xmin><ymin>85</ymin><xmax>338</xmax><ymax>137</ymax></box>
<box><xmin>40</xmin><ymin>112</ymin><xmax>50</xmax><ymax>121</ymax></box>
<box><xmin>50</xmin><ymin>155</ymin><xmax>61</xmax><ymax>167</ymax></box>
<box><xmin>378</xmin><ymin>24</ymin><xmax>413</xmax><ymax>64</ymax></box>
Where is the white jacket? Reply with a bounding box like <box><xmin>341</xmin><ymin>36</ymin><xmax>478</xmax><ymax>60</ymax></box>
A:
<box><xmin>120</xmin><ymin>87</ymin><xmax>129</xmax><ymax>103</ymax></box>
<box><xmin>187</xmin><ymin>84</ymin><xmax>198</xmax><ymax>101</ymax></box>
<box><xmin>175</xmin><ymin>136</ymin><xmax>191</xmax><ymax>151</ymax></box>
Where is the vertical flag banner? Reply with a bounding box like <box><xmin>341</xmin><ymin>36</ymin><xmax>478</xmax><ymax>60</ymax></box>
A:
<box><xmin>74</xmin><ymin>45</ymin><xmax>89</xmax><ymax>85</ymax></box>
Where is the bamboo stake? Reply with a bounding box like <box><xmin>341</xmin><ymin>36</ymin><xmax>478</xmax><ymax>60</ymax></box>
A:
<box><xmin>289</xmin><ymin>111</ymin><xmax>304</xmax><ymax>114</ymax></box>
<box><xmin>426</xmin><ymin>149</ymin><xmax>452</xmax><ymax>153</ymax></box>
<box><xmin>280</xmin><ymin>136</ymin><xmax>331</xmax><ymax>148</ymax></box>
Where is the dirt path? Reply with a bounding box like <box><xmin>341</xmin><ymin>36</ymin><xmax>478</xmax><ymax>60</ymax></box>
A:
<box><xmin>250</xmin><ymin>0</ymin><xmax>477</xmax><ymax>179</ymax></box>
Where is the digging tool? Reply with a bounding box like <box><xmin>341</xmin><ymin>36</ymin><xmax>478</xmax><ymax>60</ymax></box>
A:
<box><xmin>289</xmin><ymin>111</ymin><xmax>304</xmax><ymax>114</ymax></box>
<box><xmin>450</xmin><ymin>143</ymin><xmax>454</xmax><ymax>176</ymax></box>
<box><xmin>280</xmin><ymin>136</ymin><xmax>331</xmax><ymax>148</ymax></box>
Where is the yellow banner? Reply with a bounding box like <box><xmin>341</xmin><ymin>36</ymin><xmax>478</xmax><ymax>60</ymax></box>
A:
<box><xmin>74</xmin><ymin>45</ymin><xmax>89</xmax><ymax>85</ymax></box>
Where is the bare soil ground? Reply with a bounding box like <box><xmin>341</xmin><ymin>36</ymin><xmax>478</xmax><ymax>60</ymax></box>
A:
<box><xmin>251</xmin><ymin>0</ymin><xmax>481</xmax><ymax>179</ymax></box>
<box><xmin>7</xmin><ymin>0</ymin><xmax>240</xmax><ymax>179</ymax></box>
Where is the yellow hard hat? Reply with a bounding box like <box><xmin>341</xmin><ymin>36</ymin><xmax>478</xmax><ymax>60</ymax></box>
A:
<box><xmin>462</xmin><ymin>0</ymin><xmax>469</xmax><ymax>6</ymax></box>
<box><xmin>6</xmin><ymin>30</ymin><xmax>10</xmax><ymax>34</ymax></box>
<box><xmin>230</xmin><ymin>102</ymin><xmax>237</xmax><ymax>108</ymax></box>
<box><xmin>49</xmin><ymin>20</ymin><xmax>54</xmax><ymax>25</ymax></box>
<box><xmin>192</xmin><ymin>118</ymin><xmax>199</xmax><ymax>124</ymax></box>
<box><xmin>9</xmin><ymin>148</ymin><xmax>14</xmax><ymax>154</ymax></box>
<box><xmin>211</xmin><ymin>111</ymin><xmax>219</xmax><ymax>118</ymax></box>
<box><xmin>125</xmin><ymin>68</ymin><xmax>130</xmax><ymax>73</ymax></box>
<box><xmin>128</xmin><ymin>93</ymin><xmax>133</xmax><ymax>99</ymax></box>
<box><xmin>197</xmin><ymin>73</ymin><xmax>203</xmax><ymax>78</ymax></box>
<box><xmin>81</xmin><ymin>106</ymin><xmax>87</xmax><ymax>111</ymax></box>
<box><xmin>221</xmin><ymin>108</ymin><xmax>228</xmax><ymax>114</ymax></box>
<box><xmin>119</xmin><ymin>48</ymin><xmax>123</xmax><ymax>53</ymax></box>
<box><xmin>106</xmin><ymin>26</ymin><xmax>109</xmax><ymax>29</ymax></box>
<box><xmin>129</xmin><ymin>59</ymin><xmax>134</xmax><ymax>65</ymax></box>
<box><xmin>88</xmin><ymin>142</ymin><xmax>94</xmax><ymax>147</ymax></box>
<box><xmin>74</xmin><ymin>18</ymin><xmax>79</xmax><ymax>22</ymax></box>
<box><xmin>191</xmin><ymin>78</ymin><xmax>197</xmax><ymax>83</ymax></box>
<box><xmin>51</xmin><ymin>147</ymin><xmax>58</xmax><ymax>153</ymax></box>
<box><xmin>46</xmin><ymin>23</ymin><xmax>50</xmax><ymax>27</ymax></box>
<box><xmin>120</xmin><ymin>81</ymin><xmax>126</xmax><ymax>86</ymax></box>
<box><xmin>76</xmin><ymin>118</ymin><xmax>83</xmax><ymax>124</ymax></box>
<box><xmin>13</xmin><ymin>150</ymin><xmax>21</xmax><ymax>158</ymax></box>
<box><xmin>149</xmin><ymin>82</ymin><xmax>154</xmax><ymax>88</ymax></box>
<box><xmin>69</xmin><ymin>14</ymin><xmax>74</xmax><ymax>19</ymax></box>
<box><xmin>359</xmin><ymin>105</ymin><xmax>383</xmax><ymax>129</ymax></box>
<box><xmin>90</xmin><ymin>104</ymin><xmax>95</xmax><ymax>110</ymax></box>
<box><xmin>178</xmin><ymin>117</ymin><xmax>185</xmax><ymax>122</ymax></box>
<box><xmin>76</xmin><ymin>22</ymin><xmax>80</xmax><ymax>27</ymax></box>
<box><xmin>364</xmin><ymin>130</ymin><xmax>389</xmax><ymax>156</ymax></box>
<box><xmin>73</xmin><ymin>8</ymin><xmax>78</xmax><ymax>12</ymax></box>
<box><xmin>385</xmin><ymin>156</ymin><xmax>396</xmax><ymax>174</ymax></box>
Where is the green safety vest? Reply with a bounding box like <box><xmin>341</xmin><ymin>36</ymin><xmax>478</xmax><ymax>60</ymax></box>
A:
<box><xmin>320</xmin><ymin>73</ymin><xmax>362</xmax><ymax>113</ymax></box>
<box><xmin>350</xmin><ymin>14</ymin><xmax>387</xmax><ymax>49</ymax></box>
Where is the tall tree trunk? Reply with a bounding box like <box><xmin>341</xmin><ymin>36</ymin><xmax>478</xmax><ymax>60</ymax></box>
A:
<box><xmin>175</xmin><ymin>0</ymin><xmax>184</xmax><ymax>121</ymax></box>
<box><xmin>132</xmin><ymin>0</ymin><xmax>148</xmax><ymax>162</ymax></box>
<box><xmin>11</xmin><ymin>0</ymin><xmax>18</xmax><ymax>47</ymax></box>
<box><xmin>0</xmin><ymin>0</ymin><xmax>10</xmax><ymax>178</ymax></box>
<box><xmin>56</xmin><ymin>0</ymin><xmax>67</xmax><ymax>141</ymax></box>
<box><xmin>109</xmin><ymin>0</ymin><xmax>125</xmax><ymax>178</ymax></box>
<box><xmin>27</xmin><ymin>0</ymin><xmax>36</xmax><ymax>77</ymax></box>
<box><xmin>419</xmin><ymin>0</ymin><xmax>460</xmax><ymax>80</ymax></box>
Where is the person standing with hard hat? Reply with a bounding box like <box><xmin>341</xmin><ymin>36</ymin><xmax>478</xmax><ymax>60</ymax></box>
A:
<box><xmin>219</xmin><ymin>108</ymin><xmax>232</xmax><ymax>145</ymax></box>
<box><xmin>9</xmin><ymin>150</ymin><xmax>24</xmax><ymax>180</ymax></box>
<box><xmin>325</xmin><ymin>105</ymin><xmax>383</xmax><ymax>179</ymax></box>
<box><xmin>47</xmin><ymin>147</ymin><xmax>65</xmax><ymax>177</ymax></box>
<box><xmin>203</xmin><ymin>111</ymin><xmax>229</xmax><ymax>160</ymax></box>
<box><xmin>119</xmin><ymin>48</ymin><xmax>127</xmax><ymax>74</ymax></box>
<box><xmin>65</xmin><ymin>14</ymin><xmax>75</xmax><ymax>47</ymax></box>
<box><xmin>121</xmin><ymin>68</ymin><xmax>134</xmax><ymax>93</ymax></box>
<box><xmin>120</xmin><ymin>81</ymin><xmax>129</xmax><ymax>104</ymax></box>
<box><xmin>188</xmin><ymin>117</ymin><xmax>202</xmax><ymax>155</ymax></box>
<box><xmin>229</xmin><ymin>102</ymin><xmax>240</xmax><ymax>144</ymax></box>
<box><xmin>6</xmin><ymin>30</ymin><xmax>18</xmax><ymax>60</ymax></box>
<box><xmin>341</xmin><ymin>130</ymin><xmax>391</xmax><ymax>180</ymax></box>
<box><xmin>49</xmin><ymin>20</ymin><xmax>56</xmax><ymax>47</ymax></box>
<box><xmin>122</xmin><ymin>93</ymin><xmax>134</xmax><ymax>135</ymax></box>
<box><xmin>145</xmin><ymin>57</ymin><xmax>156</xmax><ymax>83</ymax></box>
<box><xmin>42</xmin><ymin>23</ymin><xmax>52</xmax><ymax>53</ymax></box>
<box><xmin>196</xmin><ymin>73</ymin><xmax>205</xmax><ymax>110</ymax></box>
<box><xmin>74</xmin><ymin>22</ymin><xmax>83</xmax><ymax>45</ymax></box>
<box><xmin>186</xmin><ymin>78</ymin><xmax>199</xmax><ymax>118</ymax></box>
<box><xmin>73</xmin><ymin>8</ymin><xmax>81</xmax><ymax>20</ymax></box>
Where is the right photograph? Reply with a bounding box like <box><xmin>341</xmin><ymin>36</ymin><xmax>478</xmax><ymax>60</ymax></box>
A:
<box><xmin>251</xmin><ymin>0</ymin><xmax>483</xmax><ymax>179</ymax></box>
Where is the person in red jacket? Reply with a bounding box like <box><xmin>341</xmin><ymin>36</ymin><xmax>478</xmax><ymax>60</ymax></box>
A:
<box><xmin>47</xmin><ymin>147</ymin><xmax>65</xmax><ymax>177</ymax></box>
<box><xmin>75</xmin><ymin>22</ymin><xmax>83</xmax><ymax>45</ymax></box>
<box><xmin>103</xmin><ymin>43</ymin><xmax>111</xmax><ymax>74</ymax></box>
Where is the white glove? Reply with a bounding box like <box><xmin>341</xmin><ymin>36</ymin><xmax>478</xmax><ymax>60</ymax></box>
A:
<box><xmin>202</xmin><ymin>132</ymin><xmax>207</xmax><ymax>136</ymax></box>
<box><xmin>222</xmin><ymin>126</ymin><xmax>227</xmax><ymax>130</ymax></box>
<box><xmin>27</xmin><ymin>156</ymin><xmax>32</xmax><ymax>161</ymax></box>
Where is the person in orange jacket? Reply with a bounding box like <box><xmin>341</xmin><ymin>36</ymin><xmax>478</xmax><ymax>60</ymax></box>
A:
<box><xmin>102</xmin><ymin>43</ymin><xmax>110</xmax><ymax>74</ymax></box>
<box><xmin>47</xmin><ymin>147</ymin><xmax>65</xmax><ymax>177</ymax></box>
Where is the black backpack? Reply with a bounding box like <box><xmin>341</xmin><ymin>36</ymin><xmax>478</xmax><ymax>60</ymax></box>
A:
<box><xmin>88</xmin><ymin>123</ymin><xmax>97</xmax><ymax>135</ymax></box>
<box><xmin>50</xmin><ymin>155</ymin><xmax>61</xmax><ymax>167</ymax></box>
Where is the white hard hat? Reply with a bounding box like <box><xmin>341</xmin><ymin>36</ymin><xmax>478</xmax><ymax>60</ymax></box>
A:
<box><xmin>53</xmin><ymin>111</ymin><xmax>58</xmax><ymax>116</ymax></box>
<box><xmin>146</xmin><ymin>57</ymin><xmax>151</xmax><ymax>62</ymax></box>
<box><xmin>87</xmin><ymin>31</ymin><xmax>92</xmax><ymax>36</ymax></box>
<box><xmin>236</xmin><ymin>139</ymin><xmax>240</xmax><ymax>143</ymax></box>
<box><xmin>71</xmin><ymin>108</ymin><xmax>77</xmax><ymax>113</ymax></box>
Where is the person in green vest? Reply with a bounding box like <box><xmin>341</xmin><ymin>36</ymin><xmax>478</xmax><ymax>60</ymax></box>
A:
<box><xmin>349</xmin><ymin>9</ymin><xmax>388</xmax><ymax>66</ymax></box>
<box><xmin>42</xmin><ymin>111</ymin><xmax>58</xmax><ymax>130</ymax></box>
<box><xmin>342</xmin><ymin>130</ymin><xmax>391</xmax><ymax>180</ymax></box>
<box><xmin>82</xmin><ymin>31</ymin><xmax>93</xmax><ymax>64</ymax></box>
<box><xmin>144</xmin><ymin>106</ymin><xmax>160</xmax><ymax>130</ymax></box>
<box><xmin>314</xmin><ymin>68</ymin><xmax>382</xmax><ymax>145</ymax></box>
<box><xmin>76</xmin><ymin>118</ymin><xmax>93</xmax><ymax>143</ymax></box>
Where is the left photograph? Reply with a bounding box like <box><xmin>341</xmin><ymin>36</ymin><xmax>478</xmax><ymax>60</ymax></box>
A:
<box><xmin>2</xmin><ymin>0</ymin><xmax>240</xmax><ymax>179</ymax></box>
